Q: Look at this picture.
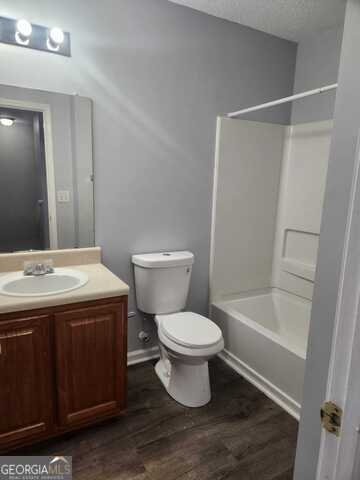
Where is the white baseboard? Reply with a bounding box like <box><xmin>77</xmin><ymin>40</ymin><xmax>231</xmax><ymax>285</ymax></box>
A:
<box><xmin>218</xmin><ymin>349</ymin><xmax>300</xmax><ymax>420</ymax></box>
<box><xmin>127</xmin><ymin>346</ymin><xmax>160</xmax><ymax>366</ymax></box>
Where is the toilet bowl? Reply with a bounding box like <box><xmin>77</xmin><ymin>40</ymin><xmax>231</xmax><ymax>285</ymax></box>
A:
<box><xmin>132</xmin><ymin>251</ymin><xmax>224</xmax><ymax>407</ymax></box>
<box><xmin>155</xmin><ymin>312</ymin><xmax>224</xmax><ymax>407</ymax></box>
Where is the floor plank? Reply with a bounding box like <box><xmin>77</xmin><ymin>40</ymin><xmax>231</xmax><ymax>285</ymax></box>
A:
<box><xmin>14</xmin><ymin>358</ymin><xmax>298</xmax><ymax>479</ymax></box>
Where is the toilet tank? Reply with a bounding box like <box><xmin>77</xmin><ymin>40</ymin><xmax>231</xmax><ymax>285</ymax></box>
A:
<box><xmin>132</xmin><ymin>251</ymin><xmax>194</xmax><ymax>314</ymax></box>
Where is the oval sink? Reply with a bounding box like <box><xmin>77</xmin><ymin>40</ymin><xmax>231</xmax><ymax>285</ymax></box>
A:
<box><xmin>0</xmin><ymin>268</ymin><xmax>88</xmax><ymax>297</ymax></box>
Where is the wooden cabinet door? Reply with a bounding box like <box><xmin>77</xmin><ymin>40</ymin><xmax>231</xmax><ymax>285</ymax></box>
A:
<box><xmin>0</xmin><ymin>315</ymin><xmax>53</xmax><ymax>450</ymax></box>
<box><xmin>55</xmin><ymin>300</ymin><xmax>127</xmax><ymax>427</ymax></box>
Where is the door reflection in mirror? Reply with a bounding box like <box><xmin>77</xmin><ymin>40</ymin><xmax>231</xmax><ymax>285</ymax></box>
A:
<box><xmin>0</xmin><ymin>107</ymin><xmax>50</xmax><ymax>252</ymax></box>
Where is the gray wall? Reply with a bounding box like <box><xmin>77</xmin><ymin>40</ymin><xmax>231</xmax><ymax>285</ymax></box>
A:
<box><xmin>0</xmin><ymin>0</ymin><xmax>297</xmax><ymax>352</ymax></box>
<box><xmin>291</xmin><ymin>25</ymin><xmax>343</xmax><ymax>124</ymax></box>
<box><xmin>294</xmin><ymin>1</ymin><xmax>359</xmax><ymax>478</ymax></box>
<box><xmin>71</xmin><ymin>96</ymin><xmax>95</xmax><ymax>248</ymax></box>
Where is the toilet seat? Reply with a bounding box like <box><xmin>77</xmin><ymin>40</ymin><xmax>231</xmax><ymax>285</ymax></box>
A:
<box><xmin>158</xmin><ymin>311</ymin><xmax>223</xmax><ymax>349</ymax></box>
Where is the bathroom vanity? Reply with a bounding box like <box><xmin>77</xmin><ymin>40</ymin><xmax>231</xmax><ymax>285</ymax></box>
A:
<box><xmin>0</xmin><ymin>248</ymin><xmax>129</xmax><ymax>452</ymax></box>
<box><xmin>0</xmin><ymin>84</ymin><xmax>131</xmax><ymax>452</ymax></box>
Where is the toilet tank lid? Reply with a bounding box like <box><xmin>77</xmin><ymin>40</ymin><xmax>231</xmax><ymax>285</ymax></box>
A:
<box><xmin>132</xmin><ymin>251</ymin><xmax>194</xmax><ymax>268</ymax></box>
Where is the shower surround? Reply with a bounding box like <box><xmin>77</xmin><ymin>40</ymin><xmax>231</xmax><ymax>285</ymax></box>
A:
<box><xmin>210</xmin><ymin>117</ymin><xmax>332</xmax><ymax>418</ymax></box>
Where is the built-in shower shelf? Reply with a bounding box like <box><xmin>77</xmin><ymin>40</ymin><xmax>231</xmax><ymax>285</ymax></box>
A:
<box><xmin>281</xmin><ymin>258</ymin><xmax>316</xmax><ymax>282</ymax></box>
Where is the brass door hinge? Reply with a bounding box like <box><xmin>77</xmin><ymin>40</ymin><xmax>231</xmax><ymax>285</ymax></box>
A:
<box><xmin>321</xmin><ymin>401</ymin><xmax>342</xmax><ymax>437</ymax></box>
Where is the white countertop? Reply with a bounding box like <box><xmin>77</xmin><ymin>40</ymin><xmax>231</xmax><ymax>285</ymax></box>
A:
<box><xmin>0</xmin><ymin>263</ymin><xmax>129</xmax><ymax>314</ymax></box>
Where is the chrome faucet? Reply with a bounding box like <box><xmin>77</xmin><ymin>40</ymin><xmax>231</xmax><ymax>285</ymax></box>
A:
<box><xmin>23</xmin><ymin>260</ymin><xmax>54</xmax><ymax>276</ymax></box>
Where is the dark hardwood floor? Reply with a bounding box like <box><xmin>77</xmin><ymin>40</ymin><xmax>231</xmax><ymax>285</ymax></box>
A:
<box><xmin>17</xmin><ymin>358</ymin><xmax>298</xmax><ymax>479</ymax></box>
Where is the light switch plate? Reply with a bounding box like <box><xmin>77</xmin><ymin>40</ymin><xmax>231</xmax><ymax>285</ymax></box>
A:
<box><xmin>57</xmin><ymin>190</ymin><xmax>70</xmax><ymax>203</ymax></box>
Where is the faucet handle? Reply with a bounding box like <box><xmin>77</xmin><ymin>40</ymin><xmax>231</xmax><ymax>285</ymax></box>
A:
<box><xmin>42</xmin><ymin>259</ymin><xmax>54</xmax><ymax>274</ymax></box>
<box><xmin>23</xmin><ymin>261</ymin><xmax>35</xmax><ymax>276</ymax></box>
<box><xmin>23</xmin><ymin>259</ymin><xmax>54</xmax><ymax>276</ymax></box>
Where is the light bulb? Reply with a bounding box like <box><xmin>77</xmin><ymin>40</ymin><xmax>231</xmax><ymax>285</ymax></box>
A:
<box><xmin>49</xmin><ymin>27</ymin><xmax>64</xmax><ymax>45</ymax></box>
<box><xmin>0</xmin><ymin>118</ymin><xmax>15</xmax><ymax>127</ymax></box>
<box><xmin>47</xmin><ymin>27</ymin><xmax>64</xmax><ymax>51</ymax></box>
<box><xmin>15</xmin><ymin>19</ymin><xmax>32</xmax><ymax>45</ymax></box>
<box><xmin>17</xmin><ymin>19</ymin><xmax>32</xmax><ymax>37</ymax></box>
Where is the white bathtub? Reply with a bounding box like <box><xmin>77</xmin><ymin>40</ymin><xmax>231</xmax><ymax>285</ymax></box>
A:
<box><xmin>211</xmin><ymin>288</ymin><xmax>311</xmax><ymax>419</ymax></box>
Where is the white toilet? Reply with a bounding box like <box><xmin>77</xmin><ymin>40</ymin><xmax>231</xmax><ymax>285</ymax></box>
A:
<box><xmin>132</xmin><ymin>251</ymin><xmax>224</xmax><ymax>407</ymax></box>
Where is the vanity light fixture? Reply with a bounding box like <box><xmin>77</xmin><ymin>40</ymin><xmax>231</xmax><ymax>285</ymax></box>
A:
<box><xmin>0</xmin><ymin>16</ymin><xmax>71</xmax><ymax>57</ymax></box>
<box><xmin>15</xmin><ymin>18</ymin><xmax>32</xmax><ymax>45</ymax></box>
<box><xmin>0</xmin><ymin>118</ymin><xmax>15</xmax><ymax>127</ymax></box>
<box><xmin>47</xmin><ymin>27</ymin><xmax>65</xmax><ymax>51</ymax></box>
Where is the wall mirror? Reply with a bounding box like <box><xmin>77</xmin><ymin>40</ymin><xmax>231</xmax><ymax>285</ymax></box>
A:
<box><xmin>0</xmin><ymin>84</ymin><xmax>94</xmax><ymax>253</ymax></box>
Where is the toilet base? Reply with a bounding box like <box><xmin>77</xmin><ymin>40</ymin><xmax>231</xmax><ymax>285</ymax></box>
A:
<box><xmin>155</xmin><ymin>357</ymin><xmax>211</xmax><ymax>408</ymax></box>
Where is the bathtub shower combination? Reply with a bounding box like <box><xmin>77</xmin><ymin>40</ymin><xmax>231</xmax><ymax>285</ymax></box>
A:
<box><xmin>210</xmin><ymin>116</ymin><xmax>333</xmax><ymax>419</ymax></box>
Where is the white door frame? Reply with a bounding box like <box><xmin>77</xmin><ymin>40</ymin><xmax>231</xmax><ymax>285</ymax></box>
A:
<box><xmin>316</xmin><ymin>133</ymin><xmax>360</xmax><ymax>479</ymax></box>
<box><xmin>0</xmin><ymin>96</ymin><xmax>58</xmax><ymax>249</ymax></box>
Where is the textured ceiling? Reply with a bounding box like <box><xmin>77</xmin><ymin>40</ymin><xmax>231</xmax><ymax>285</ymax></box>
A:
<box><xmin>168</xmin><ymin>0</ymin><xmax>346</xmax><ymax>42</ymax></box>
